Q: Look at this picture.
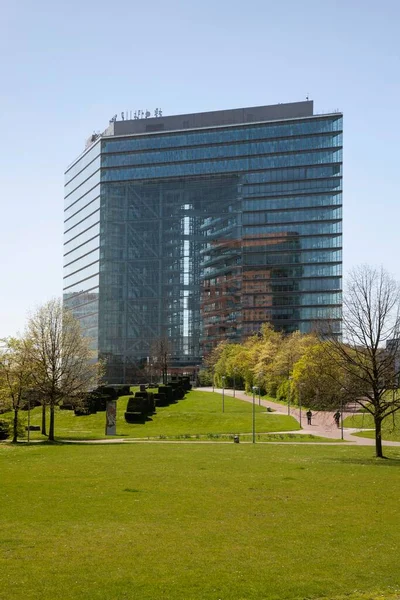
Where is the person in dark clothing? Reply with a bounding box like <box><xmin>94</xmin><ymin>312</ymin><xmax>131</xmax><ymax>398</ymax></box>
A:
<box><xmin>306</xmin><ymin>410</ymin><xmax>312</xmax><ymax>425</ymax></box>
<box><xmin>334</xmin><ymin>410</ymin><xmax>341</xmax><ymax>428</ymax></box>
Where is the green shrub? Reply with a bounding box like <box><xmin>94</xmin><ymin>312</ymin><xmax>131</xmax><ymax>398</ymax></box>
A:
<box><xmin>0</xmin><ymin>418</ymin><xmax>10</xmax><ymax>440</ymax></box>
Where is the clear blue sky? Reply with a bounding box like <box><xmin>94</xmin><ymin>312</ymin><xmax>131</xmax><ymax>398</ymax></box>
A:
<box><xmin>1</xmin><ymin>0</ymin><xmax>399</xmax><ymax>337</ymax></box>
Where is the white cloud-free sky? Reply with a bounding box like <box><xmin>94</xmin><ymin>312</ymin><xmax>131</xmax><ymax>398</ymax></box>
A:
<box><xmin>1</xmin><ymin>0</ymin><xmax>399</xmax><ymax>336</ymax></box>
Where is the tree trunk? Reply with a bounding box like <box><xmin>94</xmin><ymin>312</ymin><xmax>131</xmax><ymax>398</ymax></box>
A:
<box><xmin>12</xmin><ymin>407</ymin><xmax>19</xmax><ymax>443</ymax></box>
<box><xmin>374</xmin><ymin>415</ymin><xmax>384</xmax><ymax>458</ymax></box>
<box><xmin>49</xmin><ymin>404</ymin><xmax>55</xmax><ymax>441</ymax></box>
<box><xmin>41</xmin><ymin>403</ymin><xmax>47</xmax><ymax>436</ymax></box>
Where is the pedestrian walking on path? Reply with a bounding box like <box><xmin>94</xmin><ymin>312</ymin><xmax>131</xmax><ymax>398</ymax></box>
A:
<box><xmin>306</xmin><ymin>409</ymin><xmax>313</xmax><ymax>425</ymax></box>
<box><xmin>334</xmin><ymin>410</ymin><xmax>341</xmax><ymax>428</ymax></box>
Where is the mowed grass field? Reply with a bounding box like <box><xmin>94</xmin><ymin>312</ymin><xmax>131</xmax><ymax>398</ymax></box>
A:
<box><xmin>19</xmin><ymin>390</ymin><xmax>302</xmax><ymax>441</ymax></box>
<box><xmin>1</xmin><ymin>443</ymin><xmax>400</xmax><ymax>600</ymax></box>
<box><xmin>344</xmin><ymin>412</ymin><xmax>400</xmax><ymax>442</ymax></box>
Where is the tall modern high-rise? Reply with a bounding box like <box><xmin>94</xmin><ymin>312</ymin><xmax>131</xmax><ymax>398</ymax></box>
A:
<box><xmin>64</xmin><ymin>101</ymin><xmax>342</xmax><ymax>382</ymax></box>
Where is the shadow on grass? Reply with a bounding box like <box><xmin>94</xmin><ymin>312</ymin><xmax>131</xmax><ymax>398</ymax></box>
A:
<box><xmin>328</xmin><ymin>456</ymin><xmax>400</xmax><ymax>467</ymax></box>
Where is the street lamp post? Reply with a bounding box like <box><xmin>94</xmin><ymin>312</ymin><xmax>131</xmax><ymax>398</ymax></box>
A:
<box><xmin>27</xmin><ymin>398</ymin><xmax>31</xmax><ymax>444</ymax></box>
<box><xmin>340</xmin><ymin>388</ymin><xmax>345</xmax><ymax>440</ymax></box>
<box><xmin>222</xmin><ymin>376</ymin><xmax>225</xmax><ymax>413</ymax></box>
<box><xmin>288</xmin><ymin>376</ymin><xmax>292</xmax><ymax>416</ymax></box>
<box><xmin>298</xmin><ymin>383</ymin><xmax>303</xmax><ymax>428</ymax></box>
<box><xmin>252</xmin><ymin>386</ymin><xmax>256</xmax><ymax>443</ymax></box>
<box><xmin>233</xmin><ymin>368</ymin><xmax>236</xmax><ymax>398</ymax></box>
<box><xmin>212</xmin><ymin>368</ymin><xmax>215</xmax><ymax>393</ymax></box>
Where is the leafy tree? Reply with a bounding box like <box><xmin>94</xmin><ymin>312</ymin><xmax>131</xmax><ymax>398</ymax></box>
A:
<box><xmin>323</xmin><ymin>265</ymin><xmax>400</xmax><ymax>458</ymax></box>
<box><xmin>292</xmin><ymin>342</ymin><xmax>346</xmax><ymax>409</ymax></box>
<box><xmin>252</xmin><ymin>324</ymin><xmax>283</xmax><ymax>394</ymax></box>
<box><xmin>25</xmin><ymin>299</ymin><xmax>103</xmax><ymax>441</ymax></box>
<box><xmin>265</xmin><ymin>331</ymin><xmax>316</xmax><ymax>398</ymax></box>
<box><xmin>0</xmin><ymin>337</ymin><xmax>33</xmax><ymax>443</ymax></box>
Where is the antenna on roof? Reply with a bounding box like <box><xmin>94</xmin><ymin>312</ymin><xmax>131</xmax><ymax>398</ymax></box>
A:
<box><xmin>306</xmin><ymin>94</ymin><xmax>309</xmax><ymax>101</ymax></box>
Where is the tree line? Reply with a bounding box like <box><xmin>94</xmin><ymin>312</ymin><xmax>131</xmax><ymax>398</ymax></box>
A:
<box><xmin>0</xmin><ymin>299</ymin><xmax>102</xmax><ymax>443</ymax></box>
<box><xmin>202</xmin><ymin>266</ymin><xmax>400</xmax><ymax>458</ymax></box>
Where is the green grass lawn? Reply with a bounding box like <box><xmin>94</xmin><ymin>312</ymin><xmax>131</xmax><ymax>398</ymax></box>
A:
<box><xmin>344</xmin><ymin>412</ymin><xmax>400</xmax><ymax>442</ymax></box>
<box><xmin>1</xmin><ymin>443</ymin><xmax>400</xmax><ymax>600</ymax></box>
<box><xmin>16</xmin><ymin>390</ymin><xmax>301</xmax><ymax>441</ymax></box>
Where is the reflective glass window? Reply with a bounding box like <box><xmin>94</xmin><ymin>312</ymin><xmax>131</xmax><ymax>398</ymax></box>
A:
<box><xmin>102</xmin><ymin>117</ymin><xmax>342</xmax><ymax>154</ymax></box>
<box><xmin>65</xmin><ymin>142</ymin><xmax>101</xmax><ymax>184</ymax></box>
<box><xmin>64</xmin><ymin>197</ymin><xmax>100</xmax><ymax>230</ymax></box>
<box><xmin>101</xmin><ymin>150</ymin><xmax>342</xmax><ymax>182</ymax></box>
<box><xmin>64</xmin><ymin>210</ymin><xmax>100</xmax><ymax>242</ymax></box>
<box><xmin>64</xmin><ymin>235</ymin><xmax>100</xmax><ymax>263</ymax></box>
<box><xmin>64</xmin><ymin>155</ymin><xmax>101</xmax><ymax>196</ymax></box>
<box><xmin>102</xmin><ymin>134</ymin><xmax>342</xmax><ymax>169</ymax></box>
<box><xmin>242</xmin><ymin>194</ymin><xmax>342</xmax><ymax>211</ymax></box>
<box><xmin>63</xmin><ymin>287</ymin><xmax>99</xmax><ymax>305</ymax></box>
<box><xmin>243</xmin><ymin>222</ymin><xmax>341</xmax><ymax>235</ymax></box>
<box><xmin>242</xmin><ymin>207</ymin><xmax>342</xmax><ymax>225</ymax></box>
<box><xmin>64</xmin><ymin>172</ymin><xmax>100</xmax><ymax>208</ymax></box>
<box><xmin>64</xmin><ymin>262</ymin><xmax>99</xmax><ymax>285</ymax></box>
<box><xmin>244</xmin><ymin>178</ymin><xmax>342</xmax><ymax>196</ymax></box>
<box><xmin>64</xmin><ymin>223</ymin><xmax>100</xmax><ymax>249</ymax></box>
<box><xmin>63</xmin><ymin>248</ymin><xmax>100</xmax><ymax>276</ymax></box>
<box><xmin>64</xmin><ymin>186</ymin><xmax>100</xmax><ymax>218</ymax></box>
<box><xmin>63</xmin><ymin>273</ymin><xmax>99</xmax><ymax>293</ymax></box>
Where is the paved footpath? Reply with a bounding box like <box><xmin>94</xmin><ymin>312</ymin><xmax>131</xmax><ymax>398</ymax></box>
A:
<box><xmin>201</xmin><ymin>387</ymin><xmax>400</xmax><ymax>448</ymax></box>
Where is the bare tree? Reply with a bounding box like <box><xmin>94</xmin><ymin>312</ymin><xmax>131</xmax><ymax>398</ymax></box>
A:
<box><xmin>0</xmin><ymin>337</ymin><xmax>33</xmax><ymax>443</ymax></box>
<box><xmin>151</xmin><ymin>338</ymin><xmax>171</xmax><ymax>384</ymax></box>
<box><xmin>25</xmin><ymin>299</ymin><xmax>103</xmax><ymax>441</ymax></box>
<box><xmin>323</xmin><ymin>265</ymin><xmax>400</xmax><ymax>458</ymax></box>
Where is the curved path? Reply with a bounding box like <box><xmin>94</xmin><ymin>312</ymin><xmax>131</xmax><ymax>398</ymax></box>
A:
<box><xmin>201</xmin><ymin>387</ymin><xmax>400</xmax><ymax>448</ymax></box>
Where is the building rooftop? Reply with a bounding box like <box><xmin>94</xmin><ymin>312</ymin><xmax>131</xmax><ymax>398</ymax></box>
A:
<box><xmin>102</xmin><ymin>100</ymin><xmax>314</xmax><ymax>139</ymax></box>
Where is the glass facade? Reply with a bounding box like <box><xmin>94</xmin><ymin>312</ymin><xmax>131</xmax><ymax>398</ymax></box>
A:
<box><xmin>64</xmin><ymin>107</ymin><xmax>342</xmax><ymax>382</ymax></box>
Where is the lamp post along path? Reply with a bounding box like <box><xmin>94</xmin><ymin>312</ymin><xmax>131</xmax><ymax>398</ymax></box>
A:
<box><xmin>252</xmin><ymin>386</ymin><xmax>256</xmax><ymax>444</ymax></box>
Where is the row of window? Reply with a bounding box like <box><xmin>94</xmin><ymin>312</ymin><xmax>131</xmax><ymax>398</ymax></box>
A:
<box><xmin>63</xmin><ymin>289</ymin><xmax>99</xmax><ymax>308</ymax></box>
<box><xmin>77</xmin><ymin>313</ymin><xmax>99</xmax><ymax>330</ymax></box>
<box><xmin>102</xmin><ymin>117</ymin><xmax>342</xmax><ymax>154</ymax></box>
<box><xmin>242</xmin><ymin>207</ymin><xmax>342</xmax><ymax>225</ymax></box>
<box><xmin>244</xmin><ymin>165</ymin><xmax>341</xmax><ymax>185</ymax></box>
<box><xmin>242</xmin><ymin>193</ymin><xmax>341</xmax><ymax>211</ymax></box>
<box><xmin>64</xmin><ymin>225</ymin><xmax>100</xmax><ymax>254</ymax></box>
<box><xmin>64</xmin><ymin>234</ymin><xmax>100</xmax><ymax>264</ymax></box>
<box><xmin>204</xmin><ymin>263</ymin><xmax>341</xmax><ymax>278</ymax></box>
<box><xmin>101</xmin><ymin>134</ymin><xmax>342</xmax><ymax>169</ymax></box>
<box><xmin>242</xmin><ymin>250</ymin><xmax>342</xmax><ymax>265</ymax></box>
<box><xmin>65</xmin><ymin>142</ymin><xmax>100</xmax><ymax>183</ymax></box>
<box><xmin>65</xmin><ymin>170</ymin><xmax>100</xmax><ymax>207</ymax></box>
<box><xmin>203</xmin><ymin>305</ymin><xmax>342</xmax><ymax>324</ymax></box>
<box><xmin>63</xmin><ymin>261</ymin><xmax>99</xmax><ymax>287</ymax></box>
<box><xmin>243</xmin><ymin>222</ymin><xmax>342</xmax><ymax>235</ymax></box>
<box><xmin>64</xmin><ymin>185</ymin><xmax>100</xmax><ymax>219</ymax></box>
<box><xmin>64</xmin><ymin>200</ymin><xmax>100</xmax><ymax>232</ymax></box>
<box><xmin>64</xmin><ymin>155</ymin><xmax>101</xmax><ymax>197</ymax></box>
<box><xmin>63</xmin><ymin>248</ymin><xmax>100</xmax><ymax>276</ymax></box>
<box><xmin>63</xmin><ymin>273</ymin><xmax>99</xmax><ymax>295</ymax></box>
<box><xmin>101</xmin><ymin>150</ymin><xmax>342</xmax><ymax>182</ymax></box>
<box><xmin>244</xmin><ymin>177</ymin><xmax>342</xmax><ymax>196</ymax></box>
<box><xmin>64</xmin><ymin>211</ymin><xmax>100</xmax><ymax>242</ymax></box>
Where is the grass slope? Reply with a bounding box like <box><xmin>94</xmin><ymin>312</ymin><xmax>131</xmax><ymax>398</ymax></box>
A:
<box><xmin>18</xmin><ymin>390</ymin><xmax>300</xmax><ymax>441</ymax></box>
<box><xmin>1</xmin><ymin>443</ymin><xmax>400</xmax><ymax>600</ymax></box>
<box><xmin>344</xmin><ymin>412</ymin><xmax>400</xmax><ymax>442</ymax></box>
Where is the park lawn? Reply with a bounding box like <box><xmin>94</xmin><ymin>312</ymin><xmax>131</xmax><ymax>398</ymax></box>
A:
<box><xmin>344</xmin><ymin>412</ymin><xmax>400</xmax><ymax>442</ymax></box>
<box><xmin>17</xmin><ymin>390</ymin><xmax>300</xmax><ymax>441</ymax></box>
<box><xmin>1</xmin><ymin>443</ymin><xmax>400</xmax><ymax>600</ymax></box>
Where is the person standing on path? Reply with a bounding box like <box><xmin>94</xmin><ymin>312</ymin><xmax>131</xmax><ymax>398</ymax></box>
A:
<box><xmin>306</xmin><ymin>410</ymin><xmax>313</xmax><ymax>425</ymax></box>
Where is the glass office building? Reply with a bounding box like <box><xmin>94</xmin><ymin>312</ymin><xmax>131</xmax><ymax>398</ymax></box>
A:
<box><xmin>64</xmin><ymin>101</ymin><xmax>342</xmax><ymax>382</ymax></box>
